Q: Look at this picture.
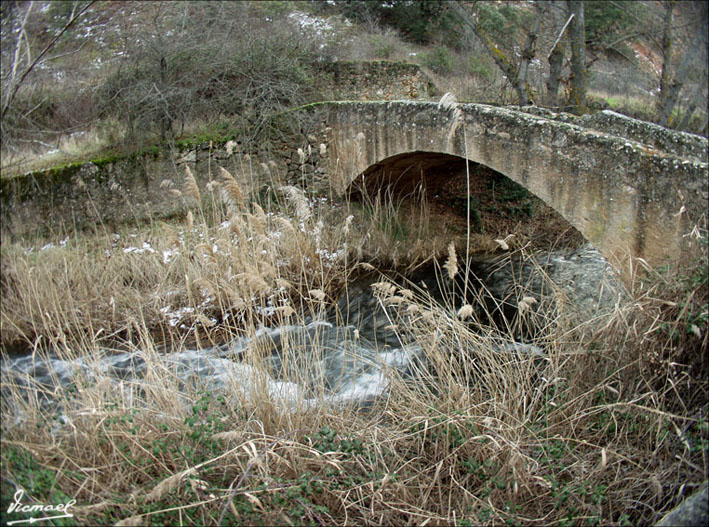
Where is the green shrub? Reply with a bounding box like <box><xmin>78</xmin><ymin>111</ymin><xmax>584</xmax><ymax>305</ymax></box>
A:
<box><xmin>476</xmin><ymin>2</ymin><xmax>524</xmax><ymax>40</ymax></box>
<box><xmin>422</xmin><ymin>45</ymin><xmax>454</xmax><ymax>75</ymax></box>
<box><xmin>469</xmin><ymin>55</ymin><xmax>494</xmax><ymax>79</ymax></box>
<box><xmin>370</xmin><ymin>34</ymin><xmax>396</xmax><ymax>59</ymax></box>
<box><xmin>586</xmin><ymin>1</ymin><xmax>642</xmax><ymax>50</ymax></box>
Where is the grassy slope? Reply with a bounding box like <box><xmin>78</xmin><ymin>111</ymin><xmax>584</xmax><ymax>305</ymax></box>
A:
<box><xmin>4</xmin><ymin>1</ymin><xmax>704</xmax><ymax>179</ymax></box>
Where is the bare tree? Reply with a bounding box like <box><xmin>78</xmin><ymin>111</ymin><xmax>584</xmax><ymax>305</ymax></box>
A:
<box><xmin>545</xmin><ymin>2</ymin><xmax>573</xmax><ymax>107</ymax></box>
<box><xmin>98</xmin><ymin>2</ymin><xmax>318</xmax><ymax>148</ymax></box>
<box><xmin>1</xmin><ymin>1</ymin><xmax>96</xmax><ymax>124</ymax></box>
<box><xmin>566</xmin><ymin>0</ymin><xmax>587</xmax><ymax>114</ymax></box>
<box><xmin>516</xmin><ymin>2</ymin><xmax>548</xmax><ymax>105</ymax></box>
<box><xmin>450</xmin><ymin>0</ymin><xmax>548</xmax><ymax>106</ymax></box>
<box><xmin>656</xmin><ymin>1</ymin><xmax>708</xmax><ymax>127</ymax></box>
<box><xmin>657</xmin><ymin>0</ymin><xmax>675</xmax><ymax>114</ymax></box>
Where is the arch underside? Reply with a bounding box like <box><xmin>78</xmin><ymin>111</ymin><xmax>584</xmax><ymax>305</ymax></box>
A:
<box><xmin>347</xmin><ymin>151</ymin><xmax>584</xmax><ymax>247</ymax></box>
<box><xmin>349</xmin><ymin>152</ymin><xmax>468</xmax><ymax>197</ymax></box>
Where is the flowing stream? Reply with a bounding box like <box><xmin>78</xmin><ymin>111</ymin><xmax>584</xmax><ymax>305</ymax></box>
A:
<box><xmin>1</xmin><ymin>244</ymin><xmax>622</xmax><ymax>420</ymax></box>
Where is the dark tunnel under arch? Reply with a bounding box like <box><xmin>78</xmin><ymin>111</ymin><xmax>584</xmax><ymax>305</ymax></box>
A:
<box><xmin>346</xmin><ymin>150</ymin><xmax>585</xmax><ymax>247</ymax></box>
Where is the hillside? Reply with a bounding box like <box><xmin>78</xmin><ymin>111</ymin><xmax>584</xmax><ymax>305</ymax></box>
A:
<box><xmin>1</xmin><ymin>0</ymin><xmax>706</xmax><ymax>177</ymax></box>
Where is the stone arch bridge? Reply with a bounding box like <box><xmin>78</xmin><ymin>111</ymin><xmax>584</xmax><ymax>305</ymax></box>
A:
<box><xmin>296</xmin><ymin>101</ymin><xmax>708</xmax><ymax>274</ymax></box>
<box><xmin>2</xmin><ymin>100</ymin><xmax>706</xmax><ymax>277</ymax></box>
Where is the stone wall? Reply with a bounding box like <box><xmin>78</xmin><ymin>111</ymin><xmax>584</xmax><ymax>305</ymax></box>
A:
<box><xmin>0</xmin><ymin>144</ymin><xmax>288</xmax><ymax>239</ymax></box>
<box><xmin>314</xmin><ymin>60</ymin><xmax>434</xmax><ymax>101</ymax></box>
<box><xmin>0</xmin><ymin>124</ymin><xmax>334</xmax><ymax>239</ymax></box>
<box><xmin>1</xmin><ymin>152</ymin><xmax>179</xmax><ymax>239</ymax></box>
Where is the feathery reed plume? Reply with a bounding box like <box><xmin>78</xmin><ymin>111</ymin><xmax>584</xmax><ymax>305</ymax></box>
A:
<box><xmin>457</xmin><ymin>304</ymin><xmax>474</xmax><ymax>319</ymax></box>
<box><xmin>438</xmin><ymin>92</ymin><xmax>463</xmax><ymax>125</ymax></box>
<box><xmin>116</xmin><ymin>515</ymin><xmax>144</xmax><ymax>526</ymax></box>
<box><xmin>183</xmin><ymin>165</ymin><xmax>201</xmax><ymax>203</ymax></box>
<box><xmin>297</xmin><ymin>148</ymin><xmax>305</xmax><ymax>164</ymax></box>
<box><xmin>280</xmin><ymin>185</ymin><xmax>311</xmax><ymax>222</ymax></box>
<box><xmin>275</xmin><ymin>305</ymin><xmax>296</xmax><ymax>317</ymax></box>
<box><xmin>273</xmin><ymin>216</ymin><xmax>297</xmax><ymax>236</ymax></box>
<box><xmin>236</xmin><ymin>273</ymin><xmax>270</xmax><ymax>296</ymax></box>
<box><xmin>146</xmin><ymin>468</ymin><xmax>197</xmax><ymax>502</ymax></box>
<box><xmin>521</xmin><ymin>295</ymin><xmax>538</xmax><ymax>306</ymax></box>
<box><xmin>228</xmin><ymin>213</ymin><xmax>244</xmax><ymax>238</ymax></box>
<box><xmin>196</xmin><ymin>314</ymin><xmax>215</xmax><ymax>327</ymax></box>
<box><xmin>309</xmin><ymin>289</ymin><xmax>326</xmax><ymax>301</ymax></box>
<box><xmin>193</xmin><ymin>276</ymin><xmax>217</xmax><ymax>296</ymax></box>
<box><xmin>211</xmin><ymin>430</ymin><xmax>243</xmax><ymax>442</ymax></box>
<box><xmin>444</xmin><ymin>242</ymin><xmax>458</xmax><ymax>280</ymax></box>
<box><xmin>251</xmin><ymin>203</ymin><xmax>268</xmax><ymax>229</ymax></box>
<box><xmin>343</xmin><ymin>214</ymin><xmax>354</xmax><ymax>236</ymax></box>
<box><xmin>219</xmin><ymin>166</ymin><xmax>245</xmax><ymax>212</ymax></box>
<box><xmin>160</xmin><ymin>179</ymin><xmax>174</xmax><ymax>189</ymax></box>
<box><xmin>494</xmin><ymin>238</ymin><xmax>510</xmax><ymax>250</ymax></box>
<box><xmin>355</xmin><ymin>262</ymin><xmax>376</xmax><ymax>272</ymax></box>
<box><xmin>313</xmin><ymin>220</ymin><xmax>324</xmax><ymax>243</ymax></box>
<box><xmin>225</xmin><ymin>140</ymin><xmax>237</xmax><ymax>157</ymax></box>
<box><xmin>260</xmin><ymin>162</ymin><xmax>271</xmax><ymax>177</ymax></box>
<box><xmin>319</xmin><ymin>143</ymin><xmax>327</xmax><ymax>156</ymax></box>
<box><xmin>276</xmin><ymin>278</ymin><xmax>292</xmax><ymax>290</ymax></box>
<box><xmin>372</xmin><ymin>281</ymin><xmax>397</xmax><ymax>298</ymax></box>
<box><xmin>494</xmin><ymin>234</ymin><xmax>515</xmax><ymax>251</ymax></box>
<box><xmin>518</xmin><ymin>295</ymin><xmax>538</xmax><ymax>314</ymax></box>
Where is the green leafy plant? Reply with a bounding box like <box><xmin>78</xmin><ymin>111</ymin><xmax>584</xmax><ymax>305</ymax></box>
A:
<box><xmin>422</xmin><ymin>45</ymin><xmax>454</xmax><ymax>75</ymax></box>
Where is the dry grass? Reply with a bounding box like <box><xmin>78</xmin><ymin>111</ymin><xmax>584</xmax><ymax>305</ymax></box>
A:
<box><xmin>1</xmin><ymin>160</ymin><xmax>708</xmax><ymax>526</ymax></box>
<box><xmin>0</xmin><ymin>160</ymin><xmax>454</xmax><ymax>353</ymax></box>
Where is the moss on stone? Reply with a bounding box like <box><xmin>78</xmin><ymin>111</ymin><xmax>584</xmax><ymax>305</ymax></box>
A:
<box><xmin>91</xmin><ymin>152</ymin><xmax>124</xmax><ymax>168</ymax></box>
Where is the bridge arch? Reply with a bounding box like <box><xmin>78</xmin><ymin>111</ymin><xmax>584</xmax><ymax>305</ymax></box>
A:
<box><xmin>313</xmin><ymin>101</ymin><xmax>707</xmax><ymax>275</ymax></box>
<box><xmin>345</xmin><ymin>150</ymin><xmax>581</xmax><ymax>245</ymax></box>
<box><xmin>348</xmin><ymin>151</ymin><xmax>469</xmax><ymax>197</ymax></box>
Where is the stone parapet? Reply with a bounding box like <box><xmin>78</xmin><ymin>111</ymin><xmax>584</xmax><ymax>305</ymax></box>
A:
<box><xmin>516</xmin><ymin>106</ymin><xmax>707</xmax><ymax>162</ymax></box>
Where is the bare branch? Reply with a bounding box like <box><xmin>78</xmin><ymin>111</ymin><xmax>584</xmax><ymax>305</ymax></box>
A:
<box><xmin>547</xmin><ymin>14</ymin><xmax>574</xmax><ymax>60</ymax></box>
<box><xmin>1</xmin><ymin>1</ymin><xmax>97</xmax><ymax>121</ymax></box>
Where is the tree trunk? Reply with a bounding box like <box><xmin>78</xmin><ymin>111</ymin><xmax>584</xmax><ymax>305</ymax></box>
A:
<box><xmin>566</xmin><ymin>0</ymin><xmax>586</xmax><ymax>114</ymax></box>
<box><xmin>546</xmin><ymin>3</ymin><xmax>573</xmax><ymax>107</ymax></box>
<box><xmin>516</xmin><ymin>3</ymin><xmax>548</xmax><ymax>106</ymax></box>
<box><xmin>657</xmin><ymin>1</ymin><xmax>674</xmax><ymax>123</ymax></box>
<box><xmin>159</xmin><ymin>55</ymin><xmax>171</xmax><ymax>141</ymax></box>
<box><xmin>547</xmin><ymin>41</ymin><xmax>565</xmax><ymax>107</ymax></box>
<box><xmin>1</xmin><ymin>1</ymin><xmax>96</xmax><ymax>123</ymax></box>
<box><xmin>657</xmin><ymin>5</ymin><xmax>708</xmax><ymax>127</ymax></box>
<box><xmin>450</xmin><ymin>0</ymin><xmax>537</xmax><ymax>106</ymax></box>
<box><xmin>699</xmin><ymin>112</ymin><xmax>709</xmax><ymax>136</ymax></box>
<box><xmin>677</xmin><ymin>68</ymin><xmax>707</xmax><ymax>131</ymax></box>
<box><xmin>450</xmin><ymin>2</ymin><xmax>517</xmax><ymax>87</ymax></box>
